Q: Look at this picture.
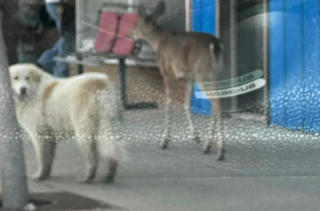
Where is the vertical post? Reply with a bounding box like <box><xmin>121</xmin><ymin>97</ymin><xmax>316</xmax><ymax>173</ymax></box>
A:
<box><xmin>75</xmin><ymin>0</ymin><xmax>84</xmax><ymax>76</ymax></box>
<box><xmin>128</xmin><ymin>0</ymin><xmax>133</xmax><ymax>12</ymax></box>
<box><xmin>77</xmin><ymin>64</ymin><xmax>84</xmax><ymax>74</ymax></box>
<box><xmin>230</xmin><ymin>0</ymin><xmax>238</xmax><ymax>112</ymax></box>
<box><xmin>75</xmin><ymin>0</ymin><xmax>84</xmax><ymax>75</ymax></box>
<box><xmin>262</xmin><ymin>0</ymin><xmax>269</xmax><ymax>125</ymax></box>
<box><xmin>75</xmin><ymin>0</ymin><xmax>81</xmax><ymax>53</ymax></box>
<box><xmin>76</xmin><ymin>54</ymin><xmax>84</xmax><ymax>74</ymax></box>
<box><xmin>0</xmin><ymin>5</ymin><xmax>29</xmax><ymax>208</ymax></box>
<box><xmin>119</xmin><ymin>58</ymin><xmax>128</xmax><ymax>109</ymax></box>
<box><xmin>185</xmin><ymin>0</ymin><xmax>191</xmax><ymax>31</ymax></box>
<box><xmin>215</xmin><ymin>0</ymin><xmax>220</xmax><ymax>37</ymax></box>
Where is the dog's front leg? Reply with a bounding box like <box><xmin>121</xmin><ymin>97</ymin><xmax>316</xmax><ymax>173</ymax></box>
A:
<box><xmin>31</xmin><ymin>131</ymin><xmax>56</xmax><ymax>181</ymax></box>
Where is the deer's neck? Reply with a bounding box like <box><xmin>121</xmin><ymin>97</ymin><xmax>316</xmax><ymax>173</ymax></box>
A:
<box><xmin>144</xmin><ymin>26</ymin><xmax>164</xmax><ymax>51</ymax></box>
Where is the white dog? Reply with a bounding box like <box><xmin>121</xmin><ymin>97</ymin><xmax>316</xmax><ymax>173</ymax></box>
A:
<box><xmin>9</xmin><ymin>63</ymin><xmax>123</xmax><ymax>183</ymax></box>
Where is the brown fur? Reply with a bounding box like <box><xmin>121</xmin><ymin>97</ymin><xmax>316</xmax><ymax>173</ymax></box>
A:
<box><xmin>81</xmin><ymin>78</ymin><xmax>109</xmax><ymax>93</ymax></box>
<box><xmin>75</xmin><ymin>78</ymin><xmax>109</xmax><ymax>107</ymax></box>
<box><xmin>29</xmin><ymin>65</ymin><xmax>42</xmax><ymax>83</ymax></box>
<box><xmin>131</xmin><ymin>1</ymin><xmax>225</xmax><ymax>160</ymax></box>
<box><xmin>43</xmin><ymin>81</ymin><xmax>59</xmax><ymax>103</ymax></box>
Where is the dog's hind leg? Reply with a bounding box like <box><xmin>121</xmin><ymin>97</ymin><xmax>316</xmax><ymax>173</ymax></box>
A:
<box><xmin>97</xmin><ymin>118</ymin><xmax>119</xmax><ymax>184</ymax></box>
<box><xmin>32</xmin><ymin>130</ymin><xmax>56</xmax><ymax>181</ymax></box>
<box><xmin>105</xmin><ymin>156</ymin><xmax>118</xmax><ymax>184</ymax></box>
<box><xmin>75</xmin><ymin>128</ymin><xmax>98</xmax><ymax>183</ymax></box>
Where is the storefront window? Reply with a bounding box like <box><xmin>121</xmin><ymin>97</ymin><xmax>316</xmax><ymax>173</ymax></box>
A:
<box><xmin>1</xmin><ymin>1</ymin><xmax>320</xmax><ymax>211</ymax></box>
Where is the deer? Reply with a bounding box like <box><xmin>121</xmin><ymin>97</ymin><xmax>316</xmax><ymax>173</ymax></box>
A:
<box><xmin>130</xmin><ymin>1</ymin><xmax>225</xmax><ymax>161</ymax></box>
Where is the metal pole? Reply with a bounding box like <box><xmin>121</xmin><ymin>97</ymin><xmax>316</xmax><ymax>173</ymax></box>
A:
<box><xmin>0</xmin><ymin>4</ymin><xmax>29</xmax><ymax>208</ymax></box>
<box><xmin>128</xmin><ymin>0</ymin><xmax>133</xmax><ymax>12</ymax></box>
<box><xmin>119</xmin><ymin>58</ymin><xmax>128</xmax><ymax>109</ymax></box>
<box><xmin>230</xmin><ymin>0</ymin><xmax>238</xmax><ymax>112</ymax></box>
<box><xmin>75</xmin><ymin>0</ymin><xmax>81</xmax><ymax>53</ymax></box>
<box><xmin>185</xmin><ymin>0</ymin><xmax>191</xmax><ymax>31</ymax></box>
<box><xmin>262</xmin><ymin>0</ymin><xmax>270</xmax><ymax>125</ymax></box>
<box><xmin>215</xmin><ymin>0</ymin><xmax>220</xmax><ymax>37</ymax></box>
<box><xmin>76</xmin><ymin>54</ymin><xmax>84</xmax><ymax>74</ymax></box>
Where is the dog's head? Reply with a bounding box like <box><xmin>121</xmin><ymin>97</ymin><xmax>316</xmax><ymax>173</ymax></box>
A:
<box><xmin>9</xmin><ymin>63</ymin><xmax>42</xmax><ymax>102</ymax></box>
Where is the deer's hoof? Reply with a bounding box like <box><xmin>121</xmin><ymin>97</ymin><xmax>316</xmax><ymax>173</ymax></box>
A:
<box><xmin>33</xmin><ymin>171</ymin><xmax>50</xmax><ymax>181</ymax></box>
<box><xmin>159</xmin><ymin>138</ymin><xmax>169</xmax><ymax>149</ymax></box>
<box><xmin>216</xmin><ymin>148</ymin><xmax>225</xmax><ymax>161</ymax></box>
<box><xmin>77</xmin><ymin>175</ymin><xmax>94</xmax><ymax>184</ymax></box>
<box><xmin>33</xmin><ymin>174</ymin><xmax>48</xmax><ymax>182</ymax></box>
<box><xmin>193</xmin><ymin>132</ymin><xmax>201</xmax><ymax>144</ymax></box>
<box><xmin>202</xmin><ymin>144</ymin><xmax>212</xmax><ymax>154</ymax></box>
<box><xmin>105</xmin><ymin>174</ymin><xmax>115</xmax><ymax>184</ymax></box>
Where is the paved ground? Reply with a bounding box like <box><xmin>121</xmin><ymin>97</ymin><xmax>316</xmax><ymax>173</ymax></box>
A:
<box><xmin>4</xmin><ymin>108</ymin><xmax>320</xmax><ymax>211</ymax></box>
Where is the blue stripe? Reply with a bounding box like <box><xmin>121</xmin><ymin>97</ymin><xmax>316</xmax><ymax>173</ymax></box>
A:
<box><xmin>284</xmin><ymin>0</ymin><xmax>304</xmax><ymax>130</ymax></box>
<box><xmin>191</xmin><ymin>0</ymin><xmax>216</xmax><ymax>116</ymax></box>
<box><xmin>192</xmin><ymin>0</ymin><xmax>202</xmax><ymax>32</ymax></box>
<box><xmin>201</xmin><ymin>0</ymin><xmax>216</xmax><ymax>35</ymax></box>
<box><xmin>269</xmin><ymin>0</ymin><xmax>286</xmax><ymax>126</ymax></box>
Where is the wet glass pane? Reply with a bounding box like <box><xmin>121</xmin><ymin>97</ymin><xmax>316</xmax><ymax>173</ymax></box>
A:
<box><xmin>1</xmin><ymin>0</ymin><xmax>320</xmax><ymax>211</ymax></box>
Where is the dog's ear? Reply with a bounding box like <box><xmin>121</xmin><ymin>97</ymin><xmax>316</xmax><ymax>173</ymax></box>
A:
<box><xmin>8</xmin><ymin>65</ymin><xmax>14</xmax><ymax>79</ymax></box>
<box><xmin>28</xmin><ymin>64</ymin><xmax>42</xmax><ymax>83</ymax></box>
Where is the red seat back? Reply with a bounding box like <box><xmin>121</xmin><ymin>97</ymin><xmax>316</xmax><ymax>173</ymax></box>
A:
<box><xmin>113</xmin><ymin>13</ymin><xmax>138</xmax><ymax>55</ymax></box>
<box><xmin>94</xmin><ymin>11</ymin><xmax>119</xmax><ymax>53</ymax></box>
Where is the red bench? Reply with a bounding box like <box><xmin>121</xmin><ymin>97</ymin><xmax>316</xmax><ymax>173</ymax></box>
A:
<box><xmin>58</xmin><ymin>7</ymin><xmax>157</xmax><ymax>110</ymax></box>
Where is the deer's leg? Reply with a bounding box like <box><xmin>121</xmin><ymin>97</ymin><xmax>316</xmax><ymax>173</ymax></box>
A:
<box><xmin>160</xmin><ymin>77</ymin><xmax>173</xmax><ymax>149</ymax></box>
<box><xmin>203</xmin><ymin>102</ymin><xmax>215</xmax><ymax>155</ymax></box>
<box><xmin>214</xmin><ymin>100</ymin><xmax>224</xmax><ymax>161</ymax></box>
<box><xmin>203</xmin><ymin>98</ymin><xmax>224</xmax><ymax>161</ymax></box>
<box><xmin>184</xmin><ymin>81</ymin><xmax>200</xmax><ymax>143</ymax></box>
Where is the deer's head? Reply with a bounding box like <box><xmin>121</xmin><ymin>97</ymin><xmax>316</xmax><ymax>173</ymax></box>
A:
<box><xmin>130</xmin><ymin>1</ymin><xmax>165</xmax><ymax>41</ymax></box>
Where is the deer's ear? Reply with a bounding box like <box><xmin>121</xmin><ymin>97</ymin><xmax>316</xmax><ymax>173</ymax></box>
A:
<box><xmin>152</xmin><ymin>1</ymin><xmax>165</xmax><ymax>20</ymax></box>
<box><xmin>138</xmin><ymin>5</ymin><xmax>147</xmax><ymax>18</ymax></box>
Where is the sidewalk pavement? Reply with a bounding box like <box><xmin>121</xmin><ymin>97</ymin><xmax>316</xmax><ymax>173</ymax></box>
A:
<box><xmin>4</xmin><ymin>109</ymin><xmax>320</xmax><ymax>211</ymax></box>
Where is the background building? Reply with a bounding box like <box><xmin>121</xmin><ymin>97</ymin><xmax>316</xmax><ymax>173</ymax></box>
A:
<box><xmin>76</xmin><ymin>0</ymin><xmax>320</xmax><ymax>133</ymax></box>
<box><xmin>191</xmin><ymin>0</ymin><xmax>320</xmax><ymax>134</ymax></box>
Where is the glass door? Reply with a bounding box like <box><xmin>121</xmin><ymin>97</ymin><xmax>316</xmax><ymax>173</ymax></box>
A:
<box><xmin>218</xmin><ymin>0</ymin><xmax>268</xmax><ymax>117</ymax></box>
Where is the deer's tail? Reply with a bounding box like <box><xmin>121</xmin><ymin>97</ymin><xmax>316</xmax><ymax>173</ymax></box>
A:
<box><xmin>209</xmin><ymin>40</ymin><xmax>224</xmax><ymax>74</ymax></box>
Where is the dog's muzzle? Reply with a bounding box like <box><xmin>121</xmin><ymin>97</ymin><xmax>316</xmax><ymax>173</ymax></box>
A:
<box><xmin>13</xmin><ymin>88</ymin><xmax>28</xmax><ymax>101</ymax></box>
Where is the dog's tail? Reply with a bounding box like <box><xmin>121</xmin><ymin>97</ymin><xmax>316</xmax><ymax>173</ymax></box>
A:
<box><xmin>209</xmin><ymin>39</ymin><xmax>224</xmax><ymax>75</ymax></box>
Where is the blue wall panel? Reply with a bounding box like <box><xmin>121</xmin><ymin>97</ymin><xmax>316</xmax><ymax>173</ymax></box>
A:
<box><xmin>284</xmin><ymin>0</ymin><xmax>304</xmax><ymax>130</ymax></box>
<box><xmin>270</xmin><ymin>0</ymin><xmax>320</xmax><ymax>133</ymax></box>
<box><xmin>201</xmin><ymin>0</ymin><xmax>216</xmax><ymax>35</ymax></box>
<box><xmin>303</xmin><ymin>0</ymin><xmax>320</xmax><ymax>132</ymax></box>
<box><xmin>192</xmin><ymin>0</ymin><xmax>202</xmax><ymax>32</ymax></box>
<box><xmin>192</xmin><ymin>0</ymin><xmax>320</xmax><ymax>133</ymax></box>
<box><xmin>191</xmin><ymin>0</ymin><xmax>216</xmax><ymax>116</ymax></box>
<box><xmin>269</xmin><ymin>0</ymin><xmax>286</xmax><ymax>126</ymax></box>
